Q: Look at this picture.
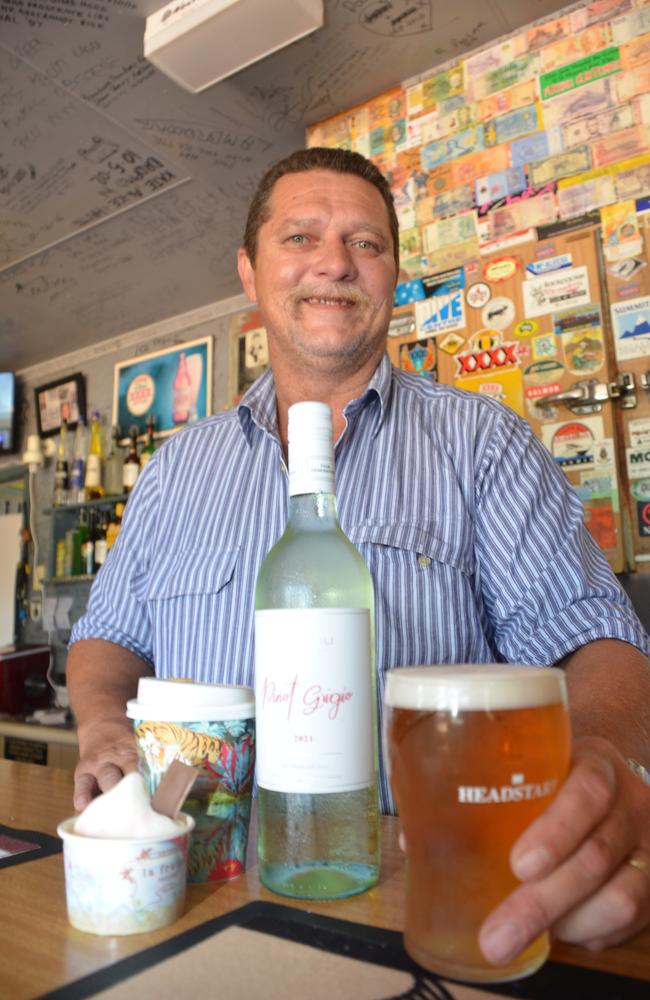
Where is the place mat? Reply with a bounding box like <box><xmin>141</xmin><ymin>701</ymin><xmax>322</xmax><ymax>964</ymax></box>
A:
<box><xmin>0</xmin><ymin>824</ymin><xmax>61</xmax><ymax>870</ymax></box>
<box><xmin>38</xmin><ymin>901</ymin><xmax>648</xmax><ymax>1000</ymax></box>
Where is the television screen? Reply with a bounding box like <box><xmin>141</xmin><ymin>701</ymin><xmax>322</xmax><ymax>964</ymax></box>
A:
<box><xmin>0</xmin><ymin>374</ymin><xmax>16</xmax><ymax>453</ymax></box>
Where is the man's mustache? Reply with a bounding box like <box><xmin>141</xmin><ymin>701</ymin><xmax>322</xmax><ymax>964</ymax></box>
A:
<box><xmin>287</xmin><ymin>283</ymin><xmax>372</xmax><ymax>309</ymax></box>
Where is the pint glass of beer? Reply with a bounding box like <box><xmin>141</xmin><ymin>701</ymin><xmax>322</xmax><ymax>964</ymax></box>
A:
<box><xmin>384</xmin><ymin>665</ymin><xmax>570</xmax><ymax>983</ymax></box>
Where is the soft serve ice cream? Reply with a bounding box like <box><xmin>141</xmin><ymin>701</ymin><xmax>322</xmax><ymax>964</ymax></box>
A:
<box><xmin>74</xmin><ymin>772</ymin><xmax>181</xmax><ymax>839</ymax></box>
<box><xmin>59</xmin><ymin>771</ymin><xmax>194</xmax><ymax>935</ymax></box>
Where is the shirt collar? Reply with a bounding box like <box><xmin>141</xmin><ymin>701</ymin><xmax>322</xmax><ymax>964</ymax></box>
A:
<box><xmin>237</xmin><ymin>353</ymin><xmax>393</xmax><ymax>446</ymax></box>
<box><xmin>342</xmin><ymin>353</ymin><xmax>392</xmax><ymax>438</ymax></box>
<box><xmin>237</xmin><ymin>367</ymin><xmax>279</xmax><ymax>447</ymax></box>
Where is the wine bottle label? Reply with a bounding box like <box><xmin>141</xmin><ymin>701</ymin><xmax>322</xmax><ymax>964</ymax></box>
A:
<box><xmin>81</xmin><ymin>541</ymin><xmax>94</xmax><ymax>576</ymax></box>
<box><xmin>123</xmin><ymin>463</ymin><xmax>139</xmax><ymax>488</ymax></box>
<box><xmin>94</xmin><ymin>539</ymin><xmax>107</xmax><ymax>565</ymax></box>
<box><xmin>255</xmin><ymin>608</ymin><xmax>374</xmax><ymax>794</ymax></box>
<box><xmin>85</xmin><ymin>454</ymin><xmax>101</xmax><ymax>488</ymax></box>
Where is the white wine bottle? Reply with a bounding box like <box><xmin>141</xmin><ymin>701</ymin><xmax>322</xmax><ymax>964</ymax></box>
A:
<box><xmin>254</xmin><ymin>401</ymin><xmax>379</xmax><ymax>900</ymax></box>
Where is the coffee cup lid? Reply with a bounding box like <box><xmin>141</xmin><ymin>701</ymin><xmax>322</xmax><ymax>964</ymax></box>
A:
<box><xmin>126</xmin><ymin>677</ymin><xmax>255</xmax><ymax>722</ymax></box>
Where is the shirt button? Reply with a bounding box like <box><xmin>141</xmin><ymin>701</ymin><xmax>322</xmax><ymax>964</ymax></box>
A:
<box><xmin>418</xmin><ymin>555</ymin><xmax>431</xmax><ymax>568</ymax></box>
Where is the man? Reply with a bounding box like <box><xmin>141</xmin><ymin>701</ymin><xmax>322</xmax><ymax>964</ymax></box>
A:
<box><xmin>68</xmin><ymin>147</ymin><xmax>650</xmax><ymax>968</ymax></box>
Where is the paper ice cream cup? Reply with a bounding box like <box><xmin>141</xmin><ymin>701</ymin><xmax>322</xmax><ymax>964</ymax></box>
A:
<box><xmin>127</xmin><ymin>679</ymin><xmax>255</xmax><ymax>884</ymax></box>
<box><xmin>58</xmin><ymin>813</ymin><xmax>194</xmax><ymax>935</ymax></box>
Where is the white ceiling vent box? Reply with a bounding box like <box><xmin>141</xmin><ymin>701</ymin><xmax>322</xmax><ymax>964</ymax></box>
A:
<box><xmin>144</xmin><ymin>0</ymin><xmax>324</xmax><ymax>93</ymax></box>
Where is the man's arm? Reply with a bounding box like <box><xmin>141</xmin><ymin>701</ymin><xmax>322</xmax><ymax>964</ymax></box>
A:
<box><xmin>480</xmin><ymin>638</ymin><xmax>650</xmax><ymax>965</ymax></box>
<box><xmin>67</xmin><ymin>638</ymin><xmax>153</xmax><ymax>812</ymax></box>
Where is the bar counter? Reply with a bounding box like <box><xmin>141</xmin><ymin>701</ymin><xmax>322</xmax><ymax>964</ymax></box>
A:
<box><xmin>1</xmin><ymin>760</ymin><xmax>649</xmax><ymax>998</ymax></box>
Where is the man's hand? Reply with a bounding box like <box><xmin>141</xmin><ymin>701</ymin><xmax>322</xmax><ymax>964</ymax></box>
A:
<box><xmin>73</xmin><ymin>717</ymin><xmax>140</xmax><ymax>812</ymax></box>
<box><xmin>479</xmin><ymin>737</ymin><xmax>650</xmax><ymax>965</ymax></box>
<box><xmin>67</xmin><ymin>638</ymin><xmax>153</xmax><ymax>812</ymax></box>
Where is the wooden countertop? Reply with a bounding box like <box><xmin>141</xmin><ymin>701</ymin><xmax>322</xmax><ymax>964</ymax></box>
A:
<box><xmin>1</xmin><ymin>759</ymin><xmax>649</xmax><ymax>998</ymax></box>
<box><xmin>0</xmin><ymin>718</ymin><xmax>77</xmax><ymax>744</ymax></box>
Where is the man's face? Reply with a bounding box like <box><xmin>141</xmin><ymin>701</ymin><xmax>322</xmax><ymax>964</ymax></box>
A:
<box><xmin>238</xmin><ymin>170</ymin><xmax>397</xmax><ymax>375</ymax></box>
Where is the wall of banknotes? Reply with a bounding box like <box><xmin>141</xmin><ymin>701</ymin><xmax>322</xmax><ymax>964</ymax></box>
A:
<box><xmin>307</xmin><ymin>0</ymin><xmax>650</xmax><ymax>573</ymax></box>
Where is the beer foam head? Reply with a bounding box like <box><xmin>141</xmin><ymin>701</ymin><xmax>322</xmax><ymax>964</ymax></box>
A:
<box><xmin>384</xmin><ymin>665</ymin><xmax>567</xmax><ymax>713</ymax></box>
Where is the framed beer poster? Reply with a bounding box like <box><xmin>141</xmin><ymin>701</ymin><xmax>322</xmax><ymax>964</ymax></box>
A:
<box><xmin>112</xmin><ymin>336</ymin><xmax>212</xmax><ymax>441</ymax></box>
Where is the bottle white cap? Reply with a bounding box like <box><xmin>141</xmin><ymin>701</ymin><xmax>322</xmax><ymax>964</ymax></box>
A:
<box><xmin>288</xmin><ymin>401</ymin><xmax>335</xmax><ymax>496</ymax></box>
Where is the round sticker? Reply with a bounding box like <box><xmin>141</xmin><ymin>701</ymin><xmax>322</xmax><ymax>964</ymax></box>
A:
<box><xmin>466</xmin><ymin>282</ymin><xmax>491</xmax><ymax>309</ymax></box>
<box><xmin>483</xmin><ymin>256</ymin><xmax>519</xmax><ymax>283</ymax></box>
<box><xmin>126</xmin><ymin>373</ymin><xmax>156</xmax><ymax>416</ymax></box>
<box><xmin>481</xmin><ymin>296</ymin><xmax>515</xmax><ymax>330</ymax></box>
<box><xmin>514</xmin><ymin>320</ymin><xmax>538</xmax><ymax>338</ymax></box>
<box><xmin>551</xmin><ymin>422</ymin><xmax>595</xmax><ymax>469</ymax></box>
<box><xmin>632</xmin><ymin>478</ymin><xmax>650</xmax><ymax>501</ymax></box>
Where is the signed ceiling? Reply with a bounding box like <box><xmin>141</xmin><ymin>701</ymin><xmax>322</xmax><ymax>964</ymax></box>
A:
<box><xmin>0</xmin><ymin>0</ymin><xmax>571</xmax><ymax>371</ymax></box>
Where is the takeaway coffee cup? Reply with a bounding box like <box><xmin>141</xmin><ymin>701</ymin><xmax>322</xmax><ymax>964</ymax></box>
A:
<box><xmin>127</xmin><ymin>678</ymin><xmax>255</xmax><ymax>883</ymax></box>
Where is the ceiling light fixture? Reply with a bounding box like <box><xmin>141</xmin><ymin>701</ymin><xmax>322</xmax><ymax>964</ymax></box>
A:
<box><xmin>144</xmin><ymin>0</ymin><xmax>324</xmax><ymax>93</ymax></box>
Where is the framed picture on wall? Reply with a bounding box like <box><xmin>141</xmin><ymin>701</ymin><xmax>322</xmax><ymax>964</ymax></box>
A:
<box><xmin>112</xmin><ymin>337</ymin><xmax>212</xmax><ymax>440</ymax></box>
<box><xmin>34</xmin><ymin>372</ymin><xmax>86</xmax><ymax>437</ymax></box>
<box><xmin>228</xmin><ymin>307</ymin><xmax>269</xmax><ymax>406</ymax></box>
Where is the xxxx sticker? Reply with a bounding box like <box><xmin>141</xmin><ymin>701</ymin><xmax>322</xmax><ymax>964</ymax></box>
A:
<box><xmin>455</xmin><ymin>330</ymin><xmax>519</xmax><ymax>378</ymax></box>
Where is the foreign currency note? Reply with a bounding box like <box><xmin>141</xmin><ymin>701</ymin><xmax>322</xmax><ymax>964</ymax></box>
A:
<box><xmin>530</xmin><ymin>148</ymin><xmax>591</xmax><ymax>186</ymax></box>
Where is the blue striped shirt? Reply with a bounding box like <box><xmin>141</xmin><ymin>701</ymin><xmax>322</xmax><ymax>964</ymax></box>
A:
<box><xmin>71</xmin><ymin>355</ymin><xmax>649</xmax><ymax>812</ymax></box>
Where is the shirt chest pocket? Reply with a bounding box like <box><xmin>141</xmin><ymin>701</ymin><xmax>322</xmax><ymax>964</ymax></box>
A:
<box><xmin>348</xmin><ymin>521</ymin><xmax>472</xmax><ymax>576</ymax></box>
<box><xmin>132</xmin><ymin>547</ymin><xmax>245</xmax><ymax>680</ymax></box>
<box><xmin>347</xmin><ymin>521</ymin><xmax>481</xmax><ymax>666</ymax></box>
<box><xmin>132</xmin><ymin>547</ymin><xmax>241</xmax><ymax>602</ymax></box>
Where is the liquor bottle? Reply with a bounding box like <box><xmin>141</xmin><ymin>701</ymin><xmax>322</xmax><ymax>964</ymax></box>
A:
<box><xmin>254</xmin><ymin>401</ymin><xmax>379</xmax><ymax>900</ymax></box>
<box><xmin>122</xmin><ymin>426</ymin><xmax>140</xmax><ymax>494</ymax></box>
<box><xmin>94</xmin><ymin>512</ymin><xmax>109</xmax><ymax>570</ymax></box>
<box><xmin>106</xmin><ymin>502</ymin><xmax>124</xmax><ymax>550</ymax></box>
<box><xmin>74</xmin><ymin>509</ymin><xmax>89</xmax><ymax>575</ymax></box>
<box><xmin>104</xmin><ymin>425</ymin><xmax>124</xmax><ymax>497</ymax></box>
<box><xmin>53</xmin><ymin>413</ymin><xmax>70</xmax><ymax>507</ymax></box>
<box><xmin>84</xmin><ymin>409</ymin><xmax>105</xmax><ymax>500</ymax></box>
<box><xmin>172</xmin><ymin>351</ymin><xmax>192</xmax><ymax>424</ymax></box>
<box><xmin>69</xmin><ymin>416</ymin><xmax>87</xmax><ymax>504</ymax></box>
<box><xmin>139</xmin><ymin>415</ymin><xmax>156</xmax><ymax>468</ymax></box>
<box><xmin>80</xmin><ymin>510</ymin><xmax>96</xmax><ymax>576</ymax></box>
<box><xmin>55</xmin><ymin>539</ymin><xmax>66</xmax><ymax>578</ymax></box>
